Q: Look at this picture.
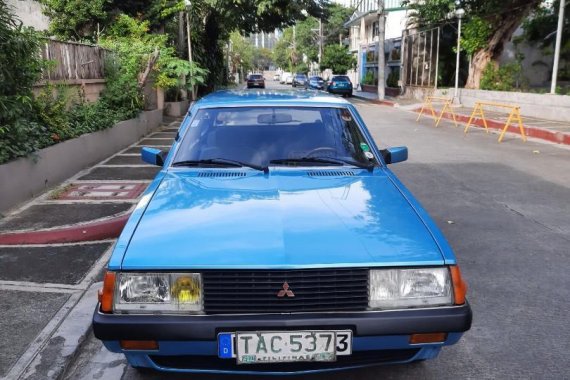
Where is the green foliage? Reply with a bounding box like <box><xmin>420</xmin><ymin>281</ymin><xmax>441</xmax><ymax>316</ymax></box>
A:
<box><xmin>480</xmin><ymin>62</ymin><xmax>525</xmax><ymax>91</ymax></box>
<box><xmin>386</xmin><ymin>70</ymin><xmax>399</xmax><ymax>88</ymax></box>
<box><xmin>321</xmin><ymin>44</ymin><xmax>356</xmax><ymax>74</ymax></box>
<box><xmin>39</xmin><ymin>0</ymin><xmax>110</xmax><ymax>41</ymax></box>
<box><xmin>362</xmin><ymin>71</ymin><xmax>375</xmax><ymax>85</ymax></box>
<box><xmin>461</xmin><ymin>17</ymin><xmax>492</xmax><ymax>56</ymax></box>
<box><xmin>229</xmin><ymin>31</ymin><xmax>255</xmax><ymax>75</ymax></box>
<box><xmin>323</xmin><ymin>3</ymin><xmax>354</xmax><ymax>46</ymax></box>
<box><xmin>0</xmin><ymin>1</ymin><xmax>44</xmax><ymax>124</ymax></box>
<box><xmin>272</xmin><ymin>3</ymin><xmax>352</xmax><ymax>72</ymax></box>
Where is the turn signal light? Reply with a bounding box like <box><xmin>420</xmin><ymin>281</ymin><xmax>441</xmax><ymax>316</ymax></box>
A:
<box><xmin>450</xmin><ymin>266</ymin><xmax>468</xmax><ymax>305</ymax></box>
<box><xmin>120</xmin><ymin>340</ymin><xmax>159</xmax><ymax>350</ymax></box>
<box><xmin>99</xmin><ymin>271</ymin><xmax>116</xmax><ymax>313</ymax></box>
<box><xmin>410</xmin><ymin>333</ymin><xmax>447</xmax><ymax>344</ymax></box>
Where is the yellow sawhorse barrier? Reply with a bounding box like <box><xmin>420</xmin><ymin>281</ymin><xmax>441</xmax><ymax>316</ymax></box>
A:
<box><xmin>416</xmin><ymin>96</ymin><xmax>458</xmax><ymax>127</ymax></box>
<box><xmin>464</xmin><ymin>101</ymin><xmax>527</xmax><ymax>143</ymax></box>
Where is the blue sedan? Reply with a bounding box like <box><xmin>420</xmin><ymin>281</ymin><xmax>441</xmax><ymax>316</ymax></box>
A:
<box><xmin>93</xmin><ymin>90</ymin><xmax>472</xmax><ymax>375</ymax></box>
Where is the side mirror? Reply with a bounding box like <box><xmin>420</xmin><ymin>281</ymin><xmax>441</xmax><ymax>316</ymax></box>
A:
<box><xmin>381</xmin><ymin>146</ymin><xmax>408</xmax><ymax>165</ymax></box>
<box><xmin>141</xmin><ymin>147</ymin><xmax>165</xmax><ymax>166</ymax></box>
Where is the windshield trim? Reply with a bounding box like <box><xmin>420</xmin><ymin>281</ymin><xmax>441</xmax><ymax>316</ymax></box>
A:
<box><xmin>167</xmin><ymin>105</ymin><xmax>382</xmax><ymax>171</ymax></box>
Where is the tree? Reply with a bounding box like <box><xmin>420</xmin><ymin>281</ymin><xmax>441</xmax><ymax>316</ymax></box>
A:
<box><xmin>321</xmin><ymin>44</ymin><xmax>356</xmax><ymax>74</ymax></box>
<box><xmin>404</xmin><ymin>0</ymin><xmax>542</xmax><ymax>88</ymax></box>
<box><xmin>253</xmin><ymin>48</ymin><xmax>273</xmax><ymax>70</ymax></box>
<box><xmin>323</xmin><ymin>3</ymin><xmax>353</xmax><ymax>45</ymax></box>
<box><xmin>229</xmin><ymin>31</ymin><xmax>254</xmax><ymax>79</ymax></box>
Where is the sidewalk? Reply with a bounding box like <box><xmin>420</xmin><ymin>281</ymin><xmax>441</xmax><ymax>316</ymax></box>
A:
<box><xmin>0</xmin><ymin>116</ymin><xmax>182</xmax><ymax>380</ymax></box>
<box><xmin>352</xmin><ymin>91</ymin><xmax>570</xmax><ymax>146</ymax></box>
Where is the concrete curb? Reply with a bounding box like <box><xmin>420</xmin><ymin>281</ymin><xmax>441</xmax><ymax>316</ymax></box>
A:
<box><xmin>415</xmin><ymin>108</ymin><xmax>570</xmax><ymax>145</ymax></box>
<box><xmin>0</xmin><ymin>213</ymin><xmax>130</xmax><ymax>245</ymax></box>
<box><xmin>352</xmin><ymin>94</ymin><xmax>396</xmax><ymax>107</ymax></box>
<box><xmin>19</xmin><ymin>282</ymin><xmax>102</xmax><ymax>380</ymax></box>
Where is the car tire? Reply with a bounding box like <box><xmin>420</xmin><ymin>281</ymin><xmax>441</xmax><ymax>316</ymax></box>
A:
<box><xmin>348</xmin><ymin>91</ymin><xmax>353</xmax><ymax>97</ymax></box>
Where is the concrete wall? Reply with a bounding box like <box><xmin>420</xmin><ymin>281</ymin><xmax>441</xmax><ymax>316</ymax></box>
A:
<box><xmin>164</xmin><ymin>100</ymin><xmax>190</xmax><ymax>117</ymax></box>
<box><xmin>33</xmin><ymin>79</ymin><xmax>107</xmax><ymax>103</ymax></box>
<box><xmin>0</xmin><ymin>110</ymin><xmax>163</xmax><ymax>214</ymax></box>
<box><xmin>428</xmin><ymin>88</ymin><xmax>570</xmax><ymax>122</ymax></box>
<box><xmin>6</xmin><ymin>0</ymin><xmax>49</xmax><ymax>30</ymax></box>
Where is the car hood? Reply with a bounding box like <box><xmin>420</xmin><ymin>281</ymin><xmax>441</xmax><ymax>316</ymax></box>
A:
<box><xmin>121</xmin><ymin>169</ymin><xmax>444</xmax><ymax>270</ymax></box>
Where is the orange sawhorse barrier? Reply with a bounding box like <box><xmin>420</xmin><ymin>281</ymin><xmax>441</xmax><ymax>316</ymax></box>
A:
<box><xmin>464</xmin><ymin>101</ymin><xmax>527</xmax><ymax>143</ymax></box>
<box><xmin>416</xmin><ymin>96</ymin><xmax>458</xmax><ymax>128</ymax></box>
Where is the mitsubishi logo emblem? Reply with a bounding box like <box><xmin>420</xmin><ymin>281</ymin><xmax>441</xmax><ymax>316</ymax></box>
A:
<box><xmin>277</xmin><ymin>282</ymin><xmax>295</xmax><ymax>298</ymax></box>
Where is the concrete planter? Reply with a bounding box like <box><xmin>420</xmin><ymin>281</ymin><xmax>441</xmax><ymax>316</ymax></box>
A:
<box><xmin>361</xmin><ymin>84</ymin><xmax>377</xmax><ymax>93</ymax></box>
<box><xmin>164</xmin><ymin>100</ymin><xmax>190</xmax><ymax>117</ymax></box>
<box><xmin>0</xmin><ymin>109</ymin><xmax>163</xmax><ymax>214</ymax></box>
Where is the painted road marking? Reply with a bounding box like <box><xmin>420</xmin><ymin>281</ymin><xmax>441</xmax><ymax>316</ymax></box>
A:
<box><xmin>55</xmin><ymin>182</ymin><xmax>147</xmax><ymax>200</ymax></box>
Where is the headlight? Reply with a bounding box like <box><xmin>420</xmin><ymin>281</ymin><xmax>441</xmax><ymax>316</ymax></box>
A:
<box><xmin>369</xmin><ymin>268</ymin><xmax>452</xmax><ymax>309</ymax></box>
<box><xmin>114</xmin><ymin>273</ymin><xmax>202</xmax><ymax>314</ymax></box>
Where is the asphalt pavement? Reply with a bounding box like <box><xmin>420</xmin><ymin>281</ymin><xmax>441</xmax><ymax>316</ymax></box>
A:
<box><xmin>12</xmin><ymin>80</ymin><xmax>570</xmax><ymax>379</ymax></box>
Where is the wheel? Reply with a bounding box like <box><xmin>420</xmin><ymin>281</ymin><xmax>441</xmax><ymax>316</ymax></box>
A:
<box><xmin>348</xmin><ymin>91</ymin><xmax>353</xmax><ymax>97</ymax></box>
<box><xmin>304</xmin><ymin>147</ymin><xmax>337</xmax><ymax>157</ymax></box>
<box><xmin>292</xmin><ymin>83</ymin><xmax>296</xmax><ymax>87</ymax></box>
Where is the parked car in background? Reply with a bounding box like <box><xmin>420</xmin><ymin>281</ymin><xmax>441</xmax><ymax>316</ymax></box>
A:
<box><xmin>284</xmin><ymin>73</ymin><xmax>294</xmax><ymax>85</ymax></box>
<box><xmin>292</xmin><ymin>73</ymin><xmax>308</xmax><ymax>88</ymax></box>
<box><xmin>246</xmin><ymin>74</ymin><xmax>265</xmax><ymax>89</ymax></box>
<box><xmin>279</xmin><ymin>72</ymin><xmax>292</xmax><ymax>84</ymax></box>
<box><xmin>327</xmin><ymin>75</ymin><xmax>353</xmax><ymax>97</ymax></box>
<box><xmin>307</xmin><ymin>76</ymin><xmax>325</xmax><ymax>90</ymax></box>
<box><xmin>93</xmin><ymin>89</ymin><xmax>472</xmax><ymax>376</ymax></box>
<box><xmin>273</xmin><ymin>73</ymin><xmax>280</xmax><ymax>81</ymax></box>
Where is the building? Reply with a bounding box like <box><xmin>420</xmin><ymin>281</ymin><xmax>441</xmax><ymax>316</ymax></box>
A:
<box><xmin>248</xmin><ymin>30</ymin><xmax>281</xmax><ymax>50</ymax></box>
<box><xmin>6</xmin><ymin>0</ymin><xmax>50</xmax><ymax>30</ymax></box>
<box><xmin>344</xmin><ymin>0</ymin><xmax>409</xmax><ymax>90</ymax></box>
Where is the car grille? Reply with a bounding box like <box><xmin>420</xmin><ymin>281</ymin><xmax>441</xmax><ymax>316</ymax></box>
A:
<box><xmin>202</xmin><ymin>269</ymin><xmax>369</xmax><ymax>314</ymax></box>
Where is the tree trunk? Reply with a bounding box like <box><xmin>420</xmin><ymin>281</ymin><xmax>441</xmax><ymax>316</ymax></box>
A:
<box><xmin>465</xmin><ymin>0</ymin><xmax>541</xmax><ymax>89</ymax></box>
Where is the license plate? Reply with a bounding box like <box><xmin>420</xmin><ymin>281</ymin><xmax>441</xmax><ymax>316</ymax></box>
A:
<box><xmin>218</xmin><ymin>330</ymin><xmax>352</xmax><ymax>364</ymax></box>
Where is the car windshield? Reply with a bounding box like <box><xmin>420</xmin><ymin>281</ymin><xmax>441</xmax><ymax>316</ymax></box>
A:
<box><xmin>310</xmin><ymin>77</ymin><xmax>323</xmax><ymax>81</ymax></box>
<box><xmin>296</xmin><ymin>75</ymin><xmax>307</xmax><ymax>79</ymax></box>
<box><xmin>249</xmin><ymin>75</ymin><xmax>263</xmax><ymax>80</ymax></box>
<box><xmin>174</xmin><ymin>107</ymin><xmax>376</xmax><ymax>168</ymax></box>
<box><xmin>332</xmin><ymin>76</ymin><xmax>350</xmax><ymax>82</ymax></box>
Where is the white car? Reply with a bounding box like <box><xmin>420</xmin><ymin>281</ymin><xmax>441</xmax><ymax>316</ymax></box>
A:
<box><xmin>280</xmin><ymin>72</ymin><xmax>292</xmax><ymax>84</ymax></box>
<box><xmin>273</xmin><ymin>73</ymin><xmax>281</xmax><ymax>81</ymax></box>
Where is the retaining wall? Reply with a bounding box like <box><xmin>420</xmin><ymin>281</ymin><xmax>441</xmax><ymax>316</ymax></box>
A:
<box><xmin>0</xmin><ymin>109</ymin><xmax>163</xmax><ymax>214</ymax></box>
<box><xmin>404</xmin><ymin>86</ymin><xmax>570</xmax><ymax>122</ymax></box>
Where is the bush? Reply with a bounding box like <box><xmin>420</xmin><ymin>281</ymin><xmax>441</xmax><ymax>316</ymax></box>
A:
<box><xmin>480</xmin><ymin>62</ymin><xmax>525</xmax><ymax>91</ymax></box>
<box><xmin>362</xmin><ymin>72</ymin><xmax>375</xmax><ymax>85</ymax></box>
<box><xmin>386</xmin><ymin>70</ymin><xmax>399</xmax><ymax>88</ymax></box>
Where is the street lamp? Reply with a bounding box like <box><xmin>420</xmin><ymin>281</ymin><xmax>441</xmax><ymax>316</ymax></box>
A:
<box><xmin>454</xmin><ymin>7</ymin><xmax>465</xmax><ymax>102</ymax></box>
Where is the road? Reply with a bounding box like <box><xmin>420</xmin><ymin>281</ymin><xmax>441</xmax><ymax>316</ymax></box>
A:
<box><xmin>63</xmin><ymin>79</ymin><xmax>570</xmax><ymax>379</ymax></box>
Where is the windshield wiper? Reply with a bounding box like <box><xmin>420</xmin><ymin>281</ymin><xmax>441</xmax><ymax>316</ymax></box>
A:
<box><xmin>172</xmin><ymin>158</ymin><xmax>268</xmax><ymax>173</ymax></box>
<box><xmin>270</xmin><ymin>157</ymin><xmax>374</xmax><ymax>171</ymax></box>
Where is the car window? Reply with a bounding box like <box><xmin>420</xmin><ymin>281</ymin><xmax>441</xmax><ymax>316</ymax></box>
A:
<box><xmin>332</xmin><ymin>76</ymin><xmax>350</xmax><ymax>82</ymax></box>
<box><xmin>174</xmin><ymin>107</ymin><xmax>375</xmax><ymax>167</ymax></box>
<box><xmin>249</xmin><ymin>75</ymin><xmax>263</xmax><ymax>79</ymax></box>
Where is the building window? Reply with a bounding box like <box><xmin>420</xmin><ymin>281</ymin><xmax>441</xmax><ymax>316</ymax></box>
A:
<box><xmin>372</xmin><ymin>21</ymin><xmax>379</xmax><ymax>38</ymax></box>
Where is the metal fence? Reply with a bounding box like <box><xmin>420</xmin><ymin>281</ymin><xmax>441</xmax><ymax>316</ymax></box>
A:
<box><xmin>39</xmin><ymin>39</ymin><xmax>108</xmax><ymax>81</ymax></box>
<box><xmin>402</xmin><ymin>27</ymin><xmax>440</xmax><ymax>88</ymax></box>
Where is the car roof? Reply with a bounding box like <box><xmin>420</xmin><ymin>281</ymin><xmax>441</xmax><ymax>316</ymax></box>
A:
<box><xmin>193</xmin><ymin>89</ymin><xmax>351</xmax><ymax>108</ymax></box>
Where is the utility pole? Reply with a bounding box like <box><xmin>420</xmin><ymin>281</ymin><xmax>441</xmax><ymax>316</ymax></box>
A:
<box><xmin>377</xmin><ymin>0</ymin><xmax>386</xmax><ymax>101</ymax></box>
<box><xmin>454</xmin><ymin>7</ymin><xmax>465</xmax><ymax>101</ymax></box>
<box><xmin>184</xmin><ymin>0</ymin><xmax>195</xmax><ymax>100</ymax></box>
<box><xmin>551</xmin><ymin>0</ymin><xmax>566</xmax><ymax>94</ymax></box>
<box><xmin>318</xmin><ymin>18</ymin><xmax>323</xmax><ymax>66</ymax></box>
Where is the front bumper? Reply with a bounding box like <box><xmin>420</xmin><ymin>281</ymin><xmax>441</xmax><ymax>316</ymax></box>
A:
<box><xmin>93</xmin><ymin>303</ymin><xmax>471</xmax><ymax>374</ymax></box>
<box><xmin>328</xmin><ymin>87</ymin><xmax>352</xmax><ymax>94</ymax></box>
